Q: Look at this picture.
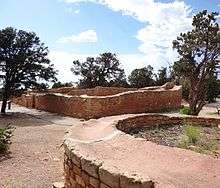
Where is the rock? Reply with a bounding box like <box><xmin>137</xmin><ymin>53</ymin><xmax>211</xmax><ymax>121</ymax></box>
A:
<box><xmin>52</xmin><ymin>182</ymin><xmax>65</xmax><ymax>188</ymax></box>
<box><xmin>161</xmin><ymin>82</ymin><xmax>175</xmax><ymax>90</ymax></box>
<box><xmin>53</xmin><ymin>157</ymin><xmax>60</xmax><ymax>162</ymax></box>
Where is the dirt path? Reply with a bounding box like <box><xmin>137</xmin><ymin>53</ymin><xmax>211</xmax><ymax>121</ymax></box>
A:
<box><xmin>0</xmin><ymin>104</ymin><xmax>83</xmax><ymax>188</ymax></box>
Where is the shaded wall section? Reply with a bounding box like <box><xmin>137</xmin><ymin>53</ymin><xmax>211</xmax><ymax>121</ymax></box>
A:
<box><xmin>13</xmin><ymin>86</ymin><xmax>182</xmax><ymax>119</ymax></box>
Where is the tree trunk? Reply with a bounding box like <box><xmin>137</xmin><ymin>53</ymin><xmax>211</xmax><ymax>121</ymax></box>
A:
<box><xmin>188</xmin><ymin>82</ymin><xmax>206</xmax><ymax>116</ymax></box>
<box><xmin>1</xmin><ymin>88</ymin><xmax>9</xmax><ymax>114</ymax></box>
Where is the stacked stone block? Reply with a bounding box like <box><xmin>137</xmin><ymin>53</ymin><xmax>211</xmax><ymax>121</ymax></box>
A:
<box><xmin>64</xmin><ymin>145</ymin><xmax>154</xmax><ymax>188</ymax></box>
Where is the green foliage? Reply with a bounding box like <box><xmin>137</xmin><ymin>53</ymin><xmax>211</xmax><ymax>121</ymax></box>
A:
<box><xmin>0</xmin><ymin>126</ymin><xmax>13</xmax><ymax>153</ymax></box>
<box><xmin>205</xmin><ymin>75</ymin><xmax>220</xmax><ymax>103</ymax></box>
<box><xmin>179</xmin><ymin>78</ymin><xmax>190</xmax><ymax>101</ymax></box>
<box><xmin>52</xmin><ymin>82</ymin><xmax>73</xmax><ymax>89</ymax></box>
<box><xmin>180</xmin><ymin>106</ymin><xmax>191</xmax><ymax>115</ymax></box>
<box><xmin>184</xmin><ymin>125</ymin><xmax>201</xmax><ymax>144</ymax></box>
<box><xmin>178</xmin><ymin>135</ymin><xmax>190</xmax><ymax>148</ymax></box>
<box><xmin>0</xmin><ymin>27</ymin><xmax>57</xmax><ymax>113</ymax></box>
<box><xmin>173</xmin><ymin>10</ymin><xmax>220</xmax><ymax>115</ymax></box>
<box><xmin>179</xmin><ymin>125</ymin><xmax>201</xmax><ymax>148</ymax></box>
<box><xmin>155</xmin><ymin>67</ymin><xmax>171</xmax><ymax>86</ymax></box>
<box><xmin>71</xmin><ymin>53</ymin><xmax>127</xmax><ymax>88</ymax></box>
<box><xmin>128</xmin><ymin>65</ymin><xmax>155</xmax><ymax>88</ymax></box>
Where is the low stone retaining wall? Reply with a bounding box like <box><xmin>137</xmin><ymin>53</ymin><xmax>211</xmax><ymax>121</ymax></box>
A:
<box><xmin>117</xmin><ymin>114</ymin><xmax>220</xmax><ymax>133</ymax></box>
<box><xmin>64</xmin><ymin>143</ymin><xmax>154</xmax><ymax>188</ymax></box>
<box><xmin>64</xmin><ymin>114</ymin><xmax>220</xmax><ymax>188</ymax></box>
<box><xmin>13</xmin><ymin>86</ymin><xmax>182</xmax><ymax>119</ymax></box>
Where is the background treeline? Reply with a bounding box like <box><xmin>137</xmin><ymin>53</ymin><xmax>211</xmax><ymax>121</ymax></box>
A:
<box><xmin>52</xmin><ymin>51</ymin><xmax>220</xmax><ymax>103</ymax></box>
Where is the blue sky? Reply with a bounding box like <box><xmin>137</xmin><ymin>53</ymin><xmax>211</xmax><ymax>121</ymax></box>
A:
<box><xmin>1</xmin><ymin>0</ymin><xmax>220</xmax><ymax>82</ymax></box>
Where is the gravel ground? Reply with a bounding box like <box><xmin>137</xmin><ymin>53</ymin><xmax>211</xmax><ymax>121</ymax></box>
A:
<box><xmin>130</xmin><ymin>124</ymin><xmax>220</xmax><ymax>156</ymax></box>
<box><xmin>0</xmin><ymin>104</ymin><xmax>83</xmax><ymax>188</ymax></box>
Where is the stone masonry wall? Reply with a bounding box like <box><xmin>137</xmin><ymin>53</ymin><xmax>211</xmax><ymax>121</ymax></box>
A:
<box><xmin>64</xmin><ymin>114</ymin><xmax>220</xmax><ymax>188</ymax></box>
<box><xmin>13</xmin><ymin>86</ymin><xmax>182</xmax><ymax>119</ymax></box>
<box><xmin>63</xmin><ymin>143</ymin><xmax>154</xmax><ymax>188</ymax></box>
<box><xmin>117</xmin><ymin>114</ymin><xmax>220</xmax><ymax>133</ymax></box>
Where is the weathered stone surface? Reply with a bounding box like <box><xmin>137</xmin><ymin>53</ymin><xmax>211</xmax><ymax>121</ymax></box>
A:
<box><xmin>70</xmin><ymin>152</ymin><xmax>81</xmax><ymax>167</ymax></box>
<box><xmin>120</xmin><ymin>175</ymin><xmax>154</xmax><ymax>188</ymax></box>
<box><xmin>82</xmin><ymin>171</ymin><xmax>90</xmax><ymax>185</ymax></box>
<box><xmin>100</xmin><ymin>183</ymin><xmax>111</xmax><ymax>188</ymax></box>
<box><xmin>52</xmin><ymin>182</ymin><xmax>65</xmax><ymax>188</ymax></box>
<box><xmin>89</xmin><ymin>176</ymin><xmax>99</xmax><ymax>188</ymax></box>
<box><xmin>75</xmin><ymin>174</ymin><xmax>85</xmax><ymax>187</ymax></box>
<box><xmin>99</xmin><ymin>167</ymin><xmax>120</xmax><ymax>188</ymax></box>
<box><xmin>73</xmin><ymin>164</ymin><xmax>82</xmax><ymax>176</ymax></box>
<box><xmin>162</xmin><ymin>82</ymin><xmax>175</xmax><ymax>90</ymax></box>
<box><xmin>81</xmin><ymin>158</ymin><xmax>99</xmax><ymax>179</ymax></box>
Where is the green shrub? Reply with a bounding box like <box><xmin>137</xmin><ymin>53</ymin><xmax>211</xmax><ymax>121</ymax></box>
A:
<box><xmin>0</xmin><ymin>126</ymin><xmax>13</xmax><ymax>153</ymax></box>
<box><xmin>180</xmin><ymin>106</ymin><xmax>191</xmax><ymax>115</ymax></box>
<box><xmin>185</xmin><ymin>125</ymin><xmax>201</xmax><ymax>144</ymax></box>
<box><xmin>178</xmin><ymin>135</ymin><xmax>190</xmax><ymax>148</ymax></box>
<box><xmin>178</xmin><ymin>124</ymin><xmax>201</xmax><ymax>148</ymax></box>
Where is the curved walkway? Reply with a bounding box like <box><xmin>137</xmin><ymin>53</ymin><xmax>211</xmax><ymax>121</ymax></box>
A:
<box><xmin>0</xmin><ymin>104</ymin><xmax>83</xmax><ymax>188</ymax></box>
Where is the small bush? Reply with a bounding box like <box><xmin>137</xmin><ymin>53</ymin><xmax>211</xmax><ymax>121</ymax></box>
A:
<box><xmin>178</xmin><ymin>135</ymin><xmax>190</xmax><ymax>148</ymax></box>
<box><xmin>0</xmin><ymin>125</ymin><xmax>13</xmax><ymax>153</ymax></box>
<box><xmin>184</xmin><ymin>125</ymin><xmax>201</xmax><ymax>144</ymax></box>
<box><xmin>178</xmin><ymin>124</ymin><xmax>201</xmax><ymax>148</ymax></box>
<box><xmin>180</xmin><ymin>106</ymin><xmax>191</xmax><ymax>115</ymax></box>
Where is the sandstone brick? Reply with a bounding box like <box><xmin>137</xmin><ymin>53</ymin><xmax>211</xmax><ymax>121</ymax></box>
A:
<box><xmin>76</xmin><ymin>184</ymin><xmax>84</xmax><ymax>188</ymax></box>
<box><xmin>81</xmin><ymin>159</ymin><xmax>99</xmax><ymax>179</ymax></box>
<box><xmin>76</xmin><ymin>174</ymin><xmax>86</xmax><ymax>187</ymax></box>
<box><xmin>89</xmin><ymin>176</ymin><xmax>99</xmax><ymax>188</ymax></box>
<box><xmin>53</xmin><ymin>182</ymin><xmax>65</xmax><ymax>188</ymax></box>
<box><xmin>120</xmin><ymin>176</ymin><xmax>141</xmax><ymax>188</ymax></box>
<box><xmin>71</xmin><ymin>153</ymin><xmax>81</xmax><ymax>167</ymax></box>
<box><xmin>64</xmin><ymin>163</ymin><xmax>70</xmax><ymax>177</ymax></box>
<box><xmin>100</xmin><ymin>183</ymin><xmax>111</xmax><ymax>188</ymax></box>
<box><xmin>99</xmin><ymin>167</ymin><xmax>120</xmax><ymax>188</ymax></box>
<box><xmin>82</xmin><ymin>171</ymin><xmax>90</xmax><ymax>185</ymax></box>
<box><xmin>70</xmin><ymin>177</ymin><xmax>77</xmax><ymax>187</ymax></box>
<box><xmin>73</xmin><ymin>164</ymin><xmax>82</xmax><ymax>176</ymax></box>
<box><xmin>120</xmin><ymin>175</ymin><xmax>154</xmax><ymax>188</ymax></box>
<box><xmin>65</xmin><ymin>181</ymin><xmax>72</xmax><ymax>188</ymax></box>
<box><xmin>87</xmin><ymin>185</ymin><xmax>96</xmax><ymax>188</ymax></box>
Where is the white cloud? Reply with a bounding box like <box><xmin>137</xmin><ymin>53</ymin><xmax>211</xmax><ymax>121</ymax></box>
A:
<box><xmin>62</xmin><ymin>0</ymin><xmax>192</xmax><ymax>68</ymax></box>
<box><xmin>65</xmin><ymin>7</ymin><xmax>80</xmax><ymax>14</ymax></box>
<box><xmin>57</xmin><ymin>29</ymin><xmax>98</xmax><ymax>43</ymax></box>
<box><xmin>49</xmin><ymin>50</ymin><xmax>149</xmax><ymax>82</ymax></box>
<box><xmin>74</xmin><ymin>9</ymin><xmax>80</xmax><ymax>14</ymax></box>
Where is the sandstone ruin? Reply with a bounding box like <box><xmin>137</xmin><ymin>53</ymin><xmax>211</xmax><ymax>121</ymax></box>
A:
<box><xmin>13</xmin><ymin>85</ymin><xmax>182</xmax><ymax>119</ymax></box>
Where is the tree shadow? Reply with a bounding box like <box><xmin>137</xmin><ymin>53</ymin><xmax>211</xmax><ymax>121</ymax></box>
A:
<box><xmin>0</xmin><ymin>110</ymin><xmax>84</xmax><ymax>128</ymax></box>
<box><xmin>0</xmin><ymin>151</ymin><xmax>12</xmax><ymax>162</ymax></box>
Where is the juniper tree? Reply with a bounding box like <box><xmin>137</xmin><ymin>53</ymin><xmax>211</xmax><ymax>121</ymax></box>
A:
<box><xmin>128</xmin><ymin>65</ymin><xmax>155</xmax><ymax>88</ymax></box>
<box><xmin>71</xmin><ymin>53</ymin><xmax>127</xmax><ymax>88</ymax></box>
<box><xmin>0</xmin><ymin>27</ymin><xmax>57</xmax><ymax>113</ymax></box>
<box><xmin>173</xmin><ymin>10</ymin><xmax>220</xmax><ymax>115</ymax></box>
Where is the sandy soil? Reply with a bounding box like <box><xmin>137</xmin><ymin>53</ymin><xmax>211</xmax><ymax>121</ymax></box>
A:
<box><xmin>0</xmin><ymin>104</ymin><xmax>83</xmax><ymax>188</ymax></box>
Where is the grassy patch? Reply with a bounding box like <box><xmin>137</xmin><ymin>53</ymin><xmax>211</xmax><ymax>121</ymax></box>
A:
<box><xmin>180</xmin><ymin>106</ymin><xmax>191</xmax><ymax>115</ymax></box>
<box><xmin>178</xmin><ymin>125</ymin><xmax>201</xmax><ymax>147</ymax></box>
